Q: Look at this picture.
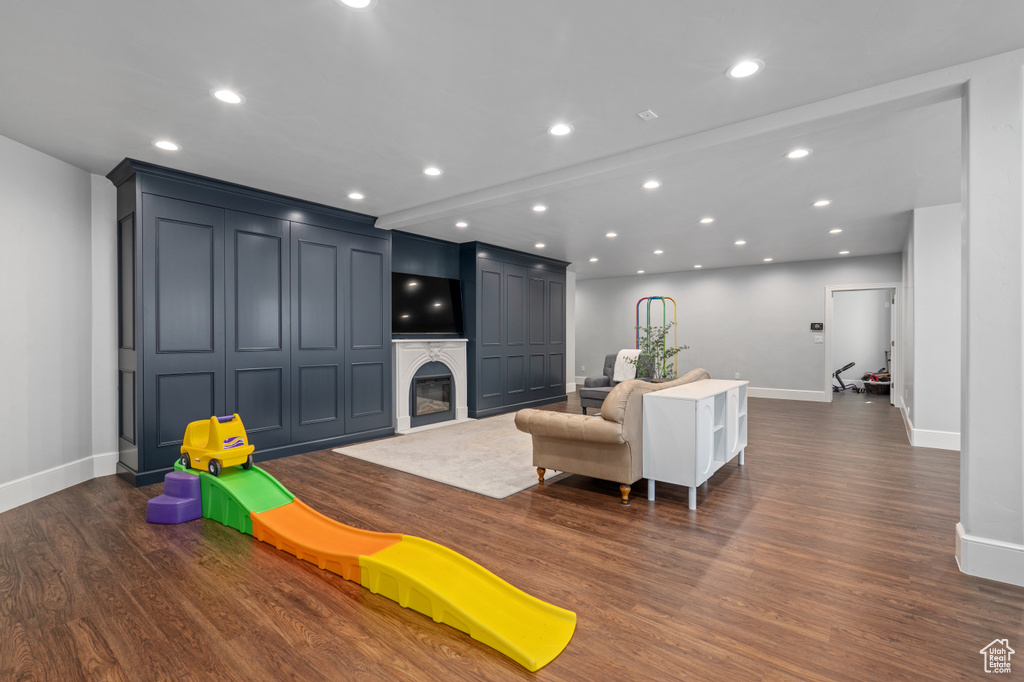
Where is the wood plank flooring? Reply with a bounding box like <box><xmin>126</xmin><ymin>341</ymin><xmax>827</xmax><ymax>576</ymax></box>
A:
<box><xmin>2</xmin><ymin>392</ymin><xmax>1022</xmax><ymax>680</ymax></box>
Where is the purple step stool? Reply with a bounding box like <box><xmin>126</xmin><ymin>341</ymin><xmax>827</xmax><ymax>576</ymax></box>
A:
<box><xmin>146</xmin><ymin>471</ymin><xmax>202</xmax><ymax>524</ymax></box>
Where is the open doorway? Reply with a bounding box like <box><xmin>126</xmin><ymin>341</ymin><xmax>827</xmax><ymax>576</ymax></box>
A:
<box><xmin>824</xmin><ymin>283</ymin><xmax>901</xmax><ymax>406</ymax></box>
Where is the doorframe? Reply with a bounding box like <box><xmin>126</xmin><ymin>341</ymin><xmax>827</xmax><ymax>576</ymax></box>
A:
<box><xmin>824</xmin><ymin>282</ymin><xmax>902</xmax><ymax>405</ymax></box>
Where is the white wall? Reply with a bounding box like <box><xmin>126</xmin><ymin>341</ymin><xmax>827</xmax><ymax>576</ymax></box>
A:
<box><xmin>831</xmin><ymin>289</ymin><xmax>892</xmax><ymax>387</ymax></box>
<box><xmin>91</xmin><ymin>175</ymin><xmax>118</xmax><ymax>459</ymax></box>
<box><xmin>576</xmin><ymin>254</ymin><xmax>902</xmax><ymax>400</ymax></box>
<box><xmin>901</xmin><ymin>224</ymin><xmax>915</xmax><ymax>422</ymax></box>
<box><xmin>0</xmin><ymin>135</ymin><xmax>118</xmax><ymax>512</ymax></box>
<box><xmin>900</xmin><ymin>203</ymin><xmax>961</xmax><ymax>450</ymax></box>
<box><xmin>565</xmin><ymin>270</ymin><xmax>576</xmax><ymax>392</ymax></box>
<box><xmin>956</xmin><ymin>62</ymin><xmax>1024</xmax><ymax>586</ymax></box>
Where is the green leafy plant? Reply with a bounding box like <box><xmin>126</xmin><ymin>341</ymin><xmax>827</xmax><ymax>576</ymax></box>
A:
<box><xmin>627</xmin><ymin>322</ymin><xmax>688</xmax><ymax>379</ymax></box>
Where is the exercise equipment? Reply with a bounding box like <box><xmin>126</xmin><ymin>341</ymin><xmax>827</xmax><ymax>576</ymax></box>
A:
<box><xmin>635</xmin><ymin>296</ymin><xmax>678</xmax><ymax>378</ymax></box>
<box><xmin>832</xmin><ymin>362</ymin><xmax>861</xmax><ymax>393</ymax></box>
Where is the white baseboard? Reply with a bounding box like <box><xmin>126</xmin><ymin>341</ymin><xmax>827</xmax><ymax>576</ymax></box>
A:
<box><xmin>0</xmin><ymin>451</ymin><xmax>119</xmax><ymax>514</ymax></box>
<box><xmin>747</xmin><ymin>387</ymin><xmax>830</xmax><ymax>402</ymax></box>
<box><xmin>897</xmin><ymin>396</ymin><xmax>960</xmax><ymax>450</ymax></box>
<box><xmin>566</xmin><ymin>381</ymin><xmax>577</xmax><ymax>393</ymax></box>
<box><xmin>899</xmin><ymin>395</ymin><xmax>914</xmax><ymax>444</ymax></box>
<box><xmin>912</xmin><ymin>428</ymin><xmax>961</xmax><ymax>451</ymax></box>
<box><xmin>956</xmin><ymin>522</ymin><xmax>1024</xmax><ymax>588</ymax></box>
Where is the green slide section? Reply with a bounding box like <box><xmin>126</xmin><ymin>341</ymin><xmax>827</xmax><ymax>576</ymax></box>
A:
<box><xmin>173</xmin><ymin>463</ymin><xmax>293</xmax><ymax>535</ymax></box>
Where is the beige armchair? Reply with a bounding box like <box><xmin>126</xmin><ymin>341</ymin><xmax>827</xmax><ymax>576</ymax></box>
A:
<box><xmin>514</xmin><ymin>368</ymin><xmax>710</xmax><ymax>505</ymax></box>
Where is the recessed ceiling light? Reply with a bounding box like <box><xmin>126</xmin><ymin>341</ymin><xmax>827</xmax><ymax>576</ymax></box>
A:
<box><xmin>653</xmin><ymin>249</ymin><xmax>664</xmax><ymax>255</ymax></box>
<box><xmin>589</xmin><ymin>257</ymin><xmax>598</xmax><ymax>262</ymax></box>
<box><xmin>694</xmin><ymin>265</ymin><xmax>703</xmax><ymax>269</ymax></box>
<box><xmin>400</xmin><ymin>314</ymin><xmax>410</xmax><ymax>318</ymax></box>
<box><xmin>408</xmin><ymin>281</ymin><xmax>419</xmax><ymax>287</ymax></box>
<box><xmin>212</xmin><ymin>89</ymin><xmax>244</xmax><ymax>104</ymax></box>
<box><xmin>829</xmin><ymin>228</ymin><xmax>843</xmax><ymax>234</ymax></box>
<box><xmin>532</xmin><ymin>204</ymin><xmax>547</xmax><ymax>212</ymax></box>
<box><xmin>535</xmin><ymin>243</ymin><xmax>546</xmax><ymax>248</ymax></box>
<box><xmin>154</xmin><ymin>140</ymin><xmax>180</xmax><ymax>151</ymax></box>
<box><xmin>433</xmin><ymin>302</ymin><xmax>442</xmax><ymax>307</ymax></box>
<box><xmin>813</xmin><ymin>199</ymin><xmax>832</xmax><ymax>207</ymax></box>
<box><xmin>839</xmin><ymin>251</ymin><xmax>850</xmax><ymax>255</ymax></box>
<box><xmin>455</xmin><ymin>221</ymin><xmax>468</xmax><ymax>228</ymax></box>
<box><xmin>347</xmin><ymin>192</ymin><xmax>364</xmax><ymax>200</ymax></box>
<box><xmin>637</xmin><ymin>270</ymin><xmax>645</xmax><ymax>274</ymax></box>
<box><xmin>423</xmin><ymin>166</ymin><xmax>443</xmax><ymax>176</ymax></box>
<box><xmin>337</xmin><ymin>0</ymin><xmax>376</xmax><ymax>8</ymax></box>
<box><xmin>787</xmin><ymin>148</ymin><xmax>811</xmax><ymax>159</ymax></box>
<box><xmin>642</xmin><ymin>180</ymin><xmax>661</xmax><ymax>190</ymax></box>
<box><xmin>605</xmin><ymin>232</ymin><xmax>617</xmax><ymax>238</ymax></box>
<box><xmin>727</xmin><ymin>59</ymin><xmax>764</xmax><ymax>79</ymax></box>
<box><xmin>699</xmin><ymin>217</ymin><xmax>715</xmax><ymax>224</ymax></box>
<box><xmin>763</xmin><ymin>258</ymin><xmax>773</xmax><ymax>262</ymax></box>
<box><xmin>548</xmin><ymin>123</ymin><xmax>573</xmax><ymax>136</ymax></box>
<box><xmin>735</xmin><ymin>240</ymin><xmax>746</xmax><ymax>246</ymax></box>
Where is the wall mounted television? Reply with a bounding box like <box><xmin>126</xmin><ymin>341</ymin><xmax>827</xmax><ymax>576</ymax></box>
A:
<box><xmin>392</xmin><ymin>272</ymin><xmax>464</xmax><ymax>336</ymax></box>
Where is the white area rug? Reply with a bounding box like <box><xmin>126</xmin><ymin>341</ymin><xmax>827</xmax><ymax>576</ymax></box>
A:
<box><xmin>334</xmin><ymin>413</ymin><xmax>562</xmax><ymax>499</ymax></box>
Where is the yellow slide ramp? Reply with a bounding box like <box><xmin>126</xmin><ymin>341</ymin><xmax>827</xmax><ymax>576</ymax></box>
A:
<box><xmin>251</xmin><ymin>499</ymin><xmax>575</xmax><ymax>671</ymax></box>
<box><xmin>359</xmin><ymin>536</ymin><xmax>576</xmax><ymax>672</ymax></box>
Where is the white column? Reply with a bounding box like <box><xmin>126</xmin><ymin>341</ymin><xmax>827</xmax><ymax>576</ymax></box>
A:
<box><xmin>957</xmin><ymin>62</ymin><xmax>1024</xmax><ymax>586</ymax></box>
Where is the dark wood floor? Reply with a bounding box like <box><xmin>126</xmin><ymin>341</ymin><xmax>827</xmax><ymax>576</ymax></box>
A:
<box><xmin>2</xmin><ymin>391</ymin><xmax>1022</xmax><ymax>681</ymax></box>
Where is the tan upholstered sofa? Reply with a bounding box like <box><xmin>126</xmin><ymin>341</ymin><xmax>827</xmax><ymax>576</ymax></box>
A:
<box><xmin>514</xmin><ymin>368</ymin><xmax>710</xmax><ymax>505</ymax></box>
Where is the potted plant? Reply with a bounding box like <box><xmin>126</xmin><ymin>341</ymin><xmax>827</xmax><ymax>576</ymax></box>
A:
<box><xmin>627</xmin><ymin>322</ymin><xmax>688</xmax><ymax>381</ymax></box>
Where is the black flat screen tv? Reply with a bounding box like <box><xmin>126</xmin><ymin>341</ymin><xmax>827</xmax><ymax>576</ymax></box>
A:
<box><xmin>392</xmin><ymin>272</ymin><xmax>464</xmax><ymax>336</ymax></box>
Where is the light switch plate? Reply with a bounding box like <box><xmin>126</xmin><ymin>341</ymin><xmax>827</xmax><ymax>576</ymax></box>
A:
<box><xmin>814</xmin><ymin>335</ymin><xmax>824</xmax><ymax>344</ymax></box>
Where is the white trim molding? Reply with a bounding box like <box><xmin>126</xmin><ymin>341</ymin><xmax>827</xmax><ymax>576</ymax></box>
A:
<box><xmin>0</xmin><ymin>451</ymin><xmax>118</xmax><ymax>514</ymax></box>
<box><xmin>956</xmin><ymin>522</ymin><xmax>1024</xmax><ymax>588</ymax></box>
<box><xmin>898</xmin><ymin>395</ymin><xmax>961</xmax><ymax>450</ymax></box>
<box><xmin>747</xmin><ymin>387</ymin><xmax>830</xmax><ymax>402</ymax></box>
<box><xmin>566</xmin><ymin>381</ymin><xmax>577</xmax><ymax>394</ymax></box>
<box><xmin>912</xmin><ymin>428</ymin><xmax>961</xmax><ymax>451</ymax></box>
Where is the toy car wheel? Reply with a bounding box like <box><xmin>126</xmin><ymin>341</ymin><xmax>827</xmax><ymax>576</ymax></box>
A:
<box><xmin>208</xmin><ymin>460</ymin><xmax>221</xmax><ymax>477</ymax></box>
<box><xmin>242</xmin><ymin>454</ymin><xmax>254</xmax><ymax>470</ymax></box>
<box><xmin>180</xmin><ymin>454</ymin><xmax>191</xmax><ymax>469</ymax></box>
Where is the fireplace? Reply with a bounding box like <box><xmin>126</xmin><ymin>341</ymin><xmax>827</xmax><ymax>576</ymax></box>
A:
<box><xmin>393</xmin><ymin>339</ymin><xmax>469</xmax><ymax>433</ymax></box>
<box><xmin>413</xmin><ymin>374</ymin><xmax>452</xmax><ymax>418</ymax></box>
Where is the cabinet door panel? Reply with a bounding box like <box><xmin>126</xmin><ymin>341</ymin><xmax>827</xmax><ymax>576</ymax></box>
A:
<box><xmin>345</xmin><ymin>233</ymin><xmax>391</xmax><ymax>433</ymax></box>
<box><xmin>529</xmin><ymin>276</ymin><xmax>546</xmax><ymax>345</ymax></box>
<box><xmin>291</xmin><ymin>223</ymin><xmax>346</xmax><ymax>442</ymax></box>
<box><xmin>505</xmin><ymin>264</ymin><xmax>527</xmax><ymax>346</ymax></box>
<box><xmin>156</xmin><ymin>219</ymin><xmax>216</xmax><ymax>353</ymax></box>
<box><xmin>226</xmin><ymin>211</ymin><xmax>291</xmax><ymax>450</ymax></box>
<box><xmin>548</xmin><ymin>277</ymin><xmax>565</xmax><ymax>346</ymax></box>
<box><xmin>507</xmin><ymin>354</ymin><xmax>525</xmax><ymax>397</ymax></box>
<box><xmin>529</xmin><ymin>354</ymin><xmax>546</xmax><ymax>391</ymax></box>
<box><xmin>549</xmin><ymin>353</ymin><xmax>564</xmax><ymax>389</ymax></box>
<box><xmin>478</xmin><ymin>355</ymin><xmax>504</xmax><ymax>410</ymax></box>
<box><xmin>480</xmin><ymin>259</ymin><xmax>502</xmax><ymax>347</ymax></box>
<box><xmin>142</xmin><ymin>195</ymin><xmax>225</xmax><ymax>473</ymax></box>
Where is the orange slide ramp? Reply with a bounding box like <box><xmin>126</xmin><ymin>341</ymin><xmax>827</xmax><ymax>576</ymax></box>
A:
<box><xmin>252</xmin><ymin>499</ymin><xmax>402</xmax><ymax>583</ymax></box>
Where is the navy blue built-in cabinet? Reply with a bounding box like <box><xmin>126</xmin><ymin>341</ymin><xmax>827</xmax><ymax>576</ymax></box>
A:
<box><xmin>109</xmin><ymin>160</ymin><xmax>392</xmax><ymax>486</ymax></box>
<box><xmin>460</xmin><ymin>242</ymin><xmax>568</xmax><ymax>417</ymax></box>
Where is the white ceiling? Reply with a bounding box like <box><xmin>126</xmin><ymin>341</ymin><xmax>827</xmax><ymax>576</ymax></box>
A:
<box><xmin>1</xmin><ymin>1</ymin><xmax>1014</xmax><ymax>278</ymax></box>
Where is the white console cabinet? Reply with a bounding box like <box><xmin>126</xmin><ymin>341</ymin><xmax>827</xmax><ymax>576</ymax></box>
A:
<box><xmin>642</xmin><ymin>379</ymin><xmax>749</xmax><ymax>509</ymax></box>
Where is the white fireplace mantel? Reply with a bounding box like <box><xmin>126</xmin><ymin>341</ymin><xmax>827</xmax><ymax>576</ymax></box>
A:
<box><xmin>393</xmin><ymin>339</ymin><xmax>470</xmax><ymax>434</ymax></box>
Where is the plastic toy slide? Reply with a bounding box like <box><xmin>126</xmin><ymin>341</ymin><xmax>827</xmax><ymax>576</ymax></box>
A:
<box><xmin>168</xmin><ymin>462</ymin><xmax>576</xmax><ymax>671</ymax></box>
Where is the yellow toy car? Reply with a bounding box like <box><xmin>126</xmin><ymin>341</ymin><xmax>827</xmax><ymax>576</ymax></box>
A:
<box><xmin>179</xmin><ymin>414</ymin><xmax>255</xmax><ymax>477</ymax></box>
